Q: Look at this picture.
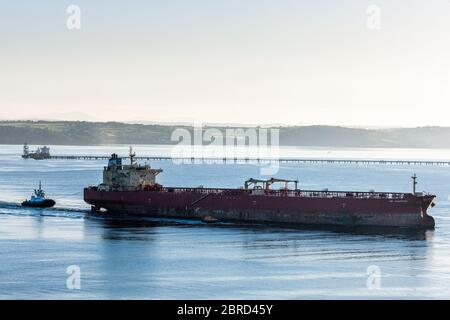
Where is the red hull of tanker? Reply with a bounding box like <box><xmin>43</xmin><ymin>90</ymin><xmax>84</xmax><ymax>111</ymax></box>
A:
<box><xmin>84</xmin><ymin>187</ymin><xmax>435</xmax><ymax>229</ymax></box>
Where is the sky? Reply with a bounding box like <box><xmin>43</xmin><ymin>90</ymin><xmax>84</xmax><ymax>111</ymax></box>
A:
<box><xmin>1</xmin><ymin>0</ymin><xmax>450</xmax><ymax>126</ymax></box>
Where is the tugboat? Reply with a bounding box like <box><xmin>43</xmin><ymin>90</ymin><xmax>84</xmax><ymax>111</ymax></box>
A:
<box><xmin>22</xmin><ymin>182</ymin><xmax>56</xmax><ymax>208</ymax></box>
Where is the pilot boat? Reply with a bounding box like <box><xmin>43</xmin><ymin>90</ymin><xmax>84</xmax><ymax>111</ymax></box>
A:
<box><xmin>22</xmin><ymin>182</ymin><xmax>56</xmax><ymax>208</ymax></box>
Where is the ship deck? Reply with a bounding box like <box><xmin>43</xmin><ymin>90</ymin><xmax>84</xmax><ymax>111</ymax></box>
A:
<box><xmin>88</xmin><ymin>186</ymin><xmax>425</xmax><ymax>200</ymax></box>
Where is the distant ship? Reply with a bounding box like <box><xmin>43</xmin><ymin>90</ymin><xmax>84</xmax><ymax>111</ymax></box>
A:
<box><xmin>84</xmin><ymin>150</ymin><xmax>436</xmax><ymax>229</ymax></box>
<box><xmin>22</xmin><ymin>182</ymin><xmax>56</xmax><ymax>208</ymax></box>
<box><xmin>22</xmin><ymin>144</ymin><xmax>51</xmax><ymax>160</ymax></box>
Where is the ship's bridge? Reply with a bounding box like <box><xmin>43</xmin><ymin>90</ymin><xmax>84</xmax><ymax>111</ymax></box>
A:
<box><xmin>100</xmin><ymin>150</ymin><xmax>163</xmax><ymax>191</ymax></box>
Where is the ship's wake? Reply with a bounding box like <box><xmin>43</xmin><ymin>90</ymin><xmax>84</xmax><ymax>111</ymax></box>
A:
<box><xmin>0</xmin><ymin>201</ymin><xmax>222</xmax><ymax>225</ymax></box>
<box><xmin>0</xmin><ymin>201</ymin><xmax>431</xmax><ymax>238</ymax></box>
<box><xmin>0</xmin><ymin>201</ymin><xmax>21</xmax><ymax>209</ymax></box>
<box><xmin>0</xmin><ymin>201</ymin><xmax>89</xmax><ymax>219</ymax></box>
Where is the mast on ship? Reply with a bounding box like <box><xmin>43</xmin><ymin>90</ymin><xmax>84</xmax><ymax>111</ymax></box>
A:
<box><xmin>412</xmin><ymin>173</ymin><xmax>417</xmax><ymax>194</ymax></box>
<box><xmin>129</xmin><ymin>146</ymin><xmax>136</xmax><ymax>166</ymax></box>
<box><xmin>23</xmin><ymin>143</ymin><xmax>30</xmax><ymax>158</ymax></box>
<box><xmin>36</xmin><ymin>180</ymin><xmax>45</xmax><ymax>198</ymax></box>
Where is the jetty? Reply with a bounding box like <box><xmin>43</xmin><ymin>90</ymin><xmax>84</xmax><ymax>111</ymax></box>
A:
<box><xmin>21</xmin><ymin>144</ymin><xmax>450</xmax><ymax>166</ymax></box>
<box><xmin>35</xmin><ymin>155</ymin><xmax>450</xmax><ymax>166</ymax></box>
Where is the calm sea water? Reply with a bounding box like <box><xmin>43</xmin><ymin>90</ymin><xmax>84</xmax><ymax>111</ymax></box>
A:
<box><xmin>1</xmin><ymin>145</ymin><xmax>450</xmax><ymax>299</ymax></box>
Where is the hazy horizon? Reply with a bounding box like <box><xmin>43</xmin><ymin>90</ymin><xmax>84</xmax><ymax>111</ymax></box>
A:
<box><xmin>0</xmin><ymin>116</ymin><xmax>429</xmax><ymax>129</ymax></box>
<box><xmin>1</xmin><ymin>1</ymin><xmax>449</xmax><ymax>127</ymax></box>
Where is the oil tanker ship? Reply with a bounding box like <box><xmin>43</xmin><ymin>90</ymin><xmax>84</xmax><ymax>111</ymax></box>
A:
<box><xmin>84</xmin><ymin>151</ymin><xmax>436</xmax><ymax>229</ymax></box>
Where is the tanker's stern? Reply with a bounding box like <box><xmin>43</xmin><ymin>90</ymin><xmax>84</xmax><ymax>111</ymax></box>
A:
<box><xmin>83</xmin><ymin>150</ymin><xmax>163</xmax><ymax>212</ymax></box>
<box><xmin>84</xmin><ymin>187</ymin><xmax>103</xmax><ymax>211</ymax></box>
